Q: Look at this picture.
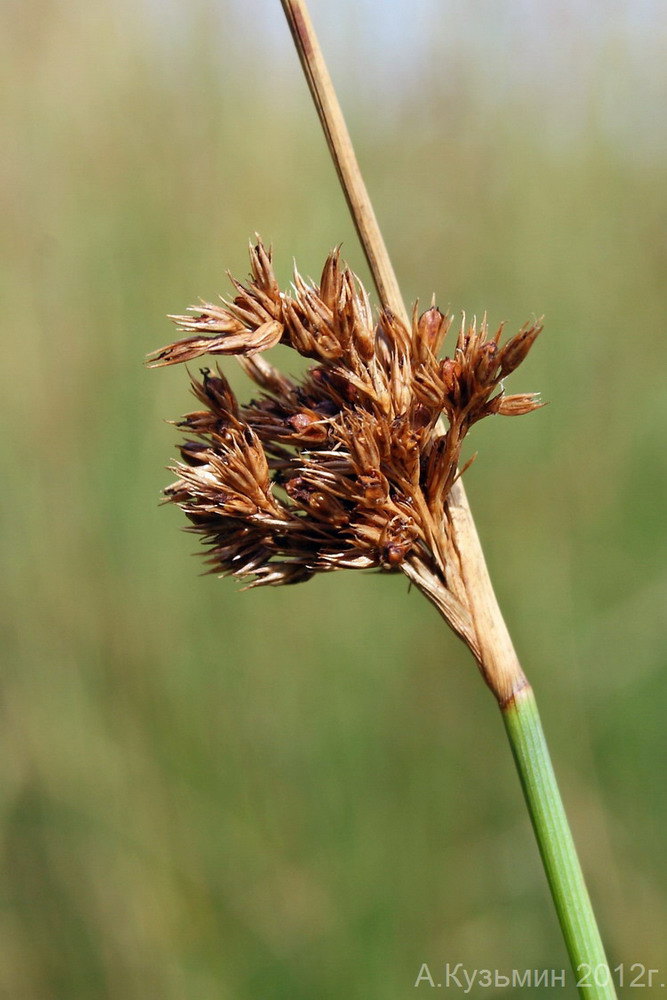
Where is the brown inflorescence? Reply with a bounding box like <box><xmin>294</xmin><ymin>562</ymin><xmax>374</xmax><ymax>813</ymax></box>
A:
<box><xmin>148</xmin><ymin>241</ymin><xmax>542</xmax><ymax>614</ymax></box>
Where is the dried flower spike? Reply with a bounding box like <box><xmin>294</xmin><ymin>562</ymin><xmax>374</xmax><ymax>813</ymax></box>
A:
<box><xmin>148</xmin><ymin>240</ymin><xmax>542</xmax><ymax>655</ymax></box>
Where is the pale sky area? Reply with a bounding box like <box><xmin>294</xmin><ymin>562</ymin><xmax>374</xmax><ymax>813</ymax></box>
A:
<box><xmin>142</xmin><ymin>0</ymin><xmax>666</xmax><ymax>157</ymax></box>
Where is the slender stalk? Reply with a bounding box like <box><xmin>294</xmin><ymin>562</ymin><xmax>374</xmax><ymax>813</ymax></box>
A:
<box><xmin>279</xmin><ymin>1</ymin><xmax>617</xmax><ymax>994</ymax></box>
<box><xmin>280</xmin><ymin>0</ymin><xmax>407</xmax><ymax>324</ymax></box>
<box><xmin>503</xmin><ymin>687</ymin><xmax>616</xmax><ymax>998</ymax></box>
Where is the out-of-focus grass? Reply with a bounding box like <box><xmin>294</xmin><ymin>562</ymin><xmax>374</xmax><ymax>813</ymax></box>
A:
<box><xmin>1</xmin><ymin>1</ymin><xmax>665</xmax><ymax>997</ymax></box>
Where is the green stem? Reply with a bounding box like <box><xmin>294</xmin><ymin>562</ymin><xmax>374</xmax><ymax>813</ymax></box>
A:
<box><xmin>502</xmin><ymin>685</ymin><xmax>617</xmax><ymax>999</ymax></box>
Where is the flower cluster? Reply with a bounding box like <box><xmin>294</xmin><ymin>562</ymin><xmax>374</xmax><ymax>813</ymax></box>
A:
<box><xmin>148</xmin><ymin>241</ymin><xmax>541</xmax><ymax>614</ymax></box>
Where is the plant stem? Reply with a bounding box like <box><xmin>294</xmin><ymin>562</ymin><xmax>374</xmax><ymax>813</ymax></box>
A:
<box><xmin>279</xmin><ymin>1</ymin><xmax>617</xmax><ymax>993</ymax></box>
<box><xmin>280</xmin><ymin>0</ymin><xmax>408</xmax><ymax>324</ymax></box>
<box><xmin>503</xmin><ymin>686</ymin><xmax>617</xmax><ymax>999</ymax></box>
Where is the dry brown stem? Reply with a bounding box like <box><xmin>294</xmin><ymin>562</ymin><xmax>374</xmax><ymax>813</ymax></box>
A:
<box><xmin>279</xmin><ymin>0</ymin><xmax>407</xmax><ymax>322</ymax></box>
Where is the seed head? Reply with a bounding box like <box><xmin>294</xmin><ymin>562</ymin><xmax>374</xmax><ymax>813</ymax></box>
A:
<box><xmin>149</xmin><ymin>241</ymin><xmax>542</xmax><ymax>637</ymax></box>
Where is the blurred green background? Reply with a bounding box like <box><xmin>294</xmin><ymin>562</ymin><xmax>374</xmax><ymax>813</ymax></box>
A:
<box><xmin>1</xmin><ymin>1</ymin><xmax>665</xmax><ymax>996</ymax></box>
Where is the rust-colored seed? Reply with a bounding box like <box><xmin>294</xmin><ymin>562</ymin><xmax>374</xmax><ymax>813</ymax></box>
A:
<box><xmin>290</xmin><ymin>412</ymin><xmax>317</xmax><ymax>430</ymax></box>
<box><xmin>440</xmin><ymin>358</ymin><xmax>461</xmax><ymax>394</ymax></box>
<box><xmin>418</xmin><ymin>305</ymin><xmax>447</xmax><ymax>352</ymax></box>
<box><xmin>383</xmin><ymin>543</ymin><xmax>405</xmax><ymax>567</ymax></box>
